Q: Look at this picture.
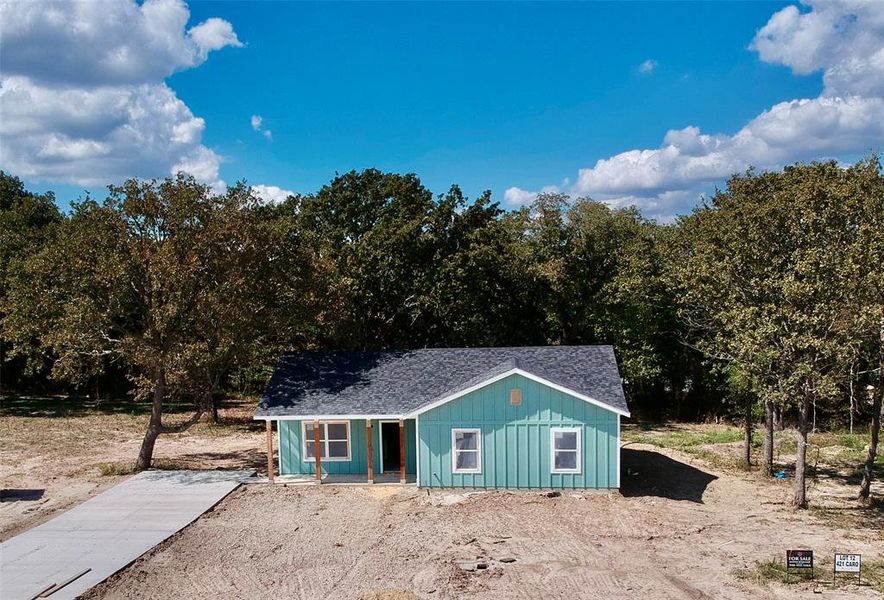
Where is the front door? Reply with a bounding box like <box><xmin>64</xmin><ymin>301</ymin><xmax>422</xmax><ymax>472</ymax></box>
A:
<box><xmin>381</xmin><ymin>421</ymin><xmax>400</xmax><ymax>473</ymax></box>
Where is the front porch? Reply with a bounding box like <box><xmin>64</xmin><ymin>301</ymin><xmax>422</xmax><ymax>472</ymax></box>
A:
<box><xmin>269</xmin><ymin>472</ymin><xmax>418</xmax><ymax>486</ymax></box>
<box><xmin>263</xmin><ymin>417</ymin><xmax>417</xmax><ymax>485</ymax></box>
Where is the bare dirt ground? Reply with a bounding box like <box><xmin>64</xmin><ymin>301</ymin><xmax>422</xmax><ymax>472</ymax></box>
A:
<box><xmin>3</xmin><ymin>399</ymin><xmax>882</xmax><ymax>599</ymax></box>
<box><xmin>86</xmin><ymin>442</ymin><xmax>883</xmax><ymax>600</ymax></box>
<box><xmin>0</xmin><ymin>395</ymin><xmax>263</xmax><ymax>540</ymax></box>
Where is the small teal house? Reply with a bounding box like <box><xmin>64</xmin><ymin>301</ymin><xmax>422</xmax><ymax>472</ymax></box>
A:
<box><xmin>255</xmin><ymin>346</ymin><xmax>629</xmax><ymax>489</ymax></box>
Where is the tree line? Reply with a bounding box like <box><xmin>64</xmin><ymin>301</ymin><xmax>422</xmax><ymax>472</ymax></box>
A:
<box><xmin>1</xmin><ymin>158</ymin><xmax>881</xmax><ymax>507</ymax></box>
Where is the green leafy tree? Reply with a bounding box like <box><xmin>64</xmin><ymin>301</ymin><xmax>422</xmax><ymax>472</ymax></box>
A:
<box><xmin>522</xmin><ymin>193</ymin><xmax>685</xmax><ymax>413</ymax></box>
<box><xmin>0</xmin><ymin>172</ymin><xmax>62</xmax><ymax>388</ymax></box>
<box><xmin>842</xmin><ymin>159</ymin><xmax>884</xmax><ymax>503</ymax></box>
<box><xmin>294</xmin><ymin>169</ymin><xmax>438</xmax><ymax>349</ymax></box>
<box><xmin>3</xmin><ymin>174</ymin><xmax>315</xmax><ymax>469</ymax></box>
<box><xmin>674</xmin><ymin>159</ymin><xmax>882</xmax><ymax>507</ymax></box>
<box><xmin>414</xmin><ymin>186</ymin><xmax>543</xmax><ymax>347</ymax></box>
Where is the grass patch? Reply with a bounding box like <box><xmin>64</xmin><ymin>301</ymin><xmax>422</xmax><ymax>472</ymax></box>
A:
<box><xmin>0</xmin><ymin>393</ymin><xmax>192</xmax><ymax>418</ymax></box>
<box><xmin>734</xmin><ymin>556</ymin><xmax>884</xmax><ymax>593</ymax></box>
<box><xmin>861</xmin><ymin>560</ymin><xmax>884</xmax><ymax>594</ymax></box>
<box><xmin>734</xmin><ymin>558</ymin><xmax>810</xmax><ymax>585</ymax></box>
<box><xmin>781</xmin><ymin>430</ymin><xmax>881</xmax><ymax>461</ymax></box>
<box><xmin>622</xmin><ymin>423</ymin><xmax>754</xmax><ymax>469</ymax></box>
<box><xmin>151</xmin><ymin>458</ymin><xmax>195</xmax><ymax>470</ymax></box>
<box><xmin>809</xmin><ymin>500</ymin><xmax>884</xmax><ymax>534</ymax></box>
<box><xmin>624</xmin><ymin>423</ymin><xmax>883</xmax><ymax>474</ymax></box>
<box><xmin>97</xmin><ymin>458</ymin><xmax>201</xmax><ymax>476</ymax></box>
<box><xmin>623</xmin><ymin>424</ymin><xmax>746</xmax><ymax>448</ymax></box>
<box><xmin>97</xmin><ymin>461</ymin><xmax>137</xmax><ymax>476</ymax></box>
<box><xmin>2</xmin><ymin>396</ymin><xmax>261</xmax><ymax>459</ymax></box>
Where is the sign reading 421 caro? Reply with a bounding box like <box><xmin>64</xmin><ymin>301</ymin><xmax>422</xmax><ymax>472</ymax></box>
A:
<box><xmin>834</xmin><ymin>553</ymin><xmax>861</xmax><ymax>573</ymax></box>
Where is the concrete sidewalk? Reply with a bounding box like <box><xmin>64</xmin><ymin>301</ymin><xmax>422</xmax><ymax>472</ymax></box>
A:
<box><xmin>0</xmin><ymin>470</ymin><xmax>253</xmax><ymax>600</ymax></box>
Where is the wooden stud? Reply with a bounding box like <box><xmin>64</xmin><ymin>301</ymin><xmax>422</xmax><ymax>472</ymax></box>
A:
<box><xmin>366</xmin><ymin>421</ymin><xmax>374</xmax><ymax>484</ymax></box>
<box><xmin>265</xmin><ymin>420</ymin><xmax>275</xmax><ymax>482</ymax></box>
<box><xmin>36</xmin><ymin>568</ymin><xmax>91</xmax><ymax>598</ymax></box>
<box><xmin>399</xmin><ymin>419</ymin><xmax>406</xmax><ymax>484</ymax></box>
<box><xmin>313</xmin><ymin>419</ymin><xmax>322</xmax><ymax>483</ymax></box>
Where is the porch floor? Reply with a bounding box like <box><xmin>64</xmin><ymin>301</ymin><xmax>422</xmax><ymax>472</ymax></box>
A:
<box><xmin>272</xmin><ymin>472</ymin><xmax>417</xmax><ymax>486</ymax></box>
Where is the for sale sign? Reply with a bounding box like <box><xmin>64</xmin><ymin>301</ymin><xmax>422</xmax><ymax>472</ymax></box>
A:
<box><xmin>786</xmin><ymin>549</ymin><xmax>813</xmax><ymax>571</ymax></box>
<box><xmin>834</xmin><ymin>553</ymin><xmax>861</xmax><ymax>574</ymax></box>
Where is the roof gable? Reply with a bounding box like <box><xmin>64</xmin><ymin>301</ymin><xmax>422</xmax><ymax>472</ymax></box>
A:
<box><xmin>405</xmin><ymin>366</ymin><xmax>629</xmax><ymax>418</ymax></box>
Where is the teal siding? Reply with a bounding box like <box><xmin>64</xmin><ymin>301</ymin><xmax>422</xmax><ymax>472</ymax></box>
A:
<box><xmin>418</xmin><ymin>374</ymin><xmax>620</xmax><ymax>489</ymax></box>
<box><xmin>404</xmin><ymin>419</ymin><xmax>417</xmax><ymax>475</ymax></box>
<box><xmin>279</xmin><ymin>419</ymin><xmax>417</xmax><ymax>476</ymax></box>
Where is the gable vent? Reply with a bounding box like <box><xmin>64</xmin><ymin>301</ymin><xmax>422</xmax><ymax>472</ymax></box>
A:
<box><xmin>510</xmin><ymin>388</ymin><xmax>522</xmax><ymax>406</ymax></box>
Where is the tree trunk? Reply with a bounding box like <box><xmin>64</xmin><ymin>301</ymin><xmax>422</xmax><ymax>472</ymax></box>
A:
<box><xmin>812</xmin><ymin>397</ymin><xmax>817</xmax><ymax>434</ymax></box>
<box><xmin>849</xmin><ymin>361</ymin><xmax>856</xmax><ymax>435</ymax></box>
<box><xmin>793</xmin><ymin>391</ymin><xmax>811</xmax><ymax>508</ymax></box>
<box><xmin>859</xmin><ymin>392</ymin><xmax>883</xmax><ymax>503</ymax></box>
<box><xmin>208</xmin><ymin>369</ymin><xmax>223</xmax><ymax>423</ymax></box>
<box><xmin>763</xmin><ymin>400</ymin><xmax>775</xmax><ymax>476</ymax></box>
<box><xmin>743</xmin><ymin>397</ymin><xmax>753</xmax><ymax>468</ymax></box>
<box><xmin>136</xmin><ymin>365</ymin><xmax>165</xmax><ymax>471</ymax></box>
<box><xmin>858</xmin><ymin>316</ymin><xmax>884</xmax><ymax>503</ymax></box>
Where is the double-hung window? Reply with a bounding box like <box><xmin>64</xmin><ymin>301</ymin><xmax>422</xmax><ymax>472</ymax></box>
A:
<box><xmin>303</xmin><ymin>421</ymin><xmax>351</xmax><ymax>461</ymax></box>
<box><xmin>452</xmin><ymin>428</ymin><xmax>481</xmax><ymax>473</ymax></box>
<box><xmin>551</xmin><ymin>427</ymin><xmax>581</xmax><ymax>473</ymax></box>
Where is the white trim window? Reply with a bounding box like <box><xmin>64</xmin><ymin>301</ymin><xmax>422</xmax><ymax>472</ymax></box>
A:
<box><xmin>551</xmin><ymin>427</ymin><xmax>581</xmax><ymax>474</ymax></box>
<box><xmin>303</xmin><ymin>421</ymin><xmax>351</xmax><ymax>461</ymax></box>
<box><xmin>451</xmin><ymin>428</ymin><xmax>481</xmax><ymax>473</ymax></box>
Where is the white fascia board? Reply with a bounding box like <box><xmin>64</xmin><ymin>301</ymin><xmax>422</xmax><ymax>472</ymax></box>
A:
<box><xmin>253</xmin><ymin>414</ymin><xmax>405</xmax><ymax>421</ymax></box>
<box><xmin>403</xmin><ymin>367</ymin><xmax>630</xmax><ymax>418</ymax></box>
<box><xmin>616</xmin><ymin>414</ymin><xmax>621</xmax><ymax>488</ymax></box>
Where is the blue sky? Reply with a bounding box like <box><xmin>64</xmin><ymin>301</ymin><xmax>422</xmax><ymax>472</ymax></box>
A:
<box><xmin>2</xmin><ymin>1</ymin><xmax>882</xmax><ymax>219</ymax></box>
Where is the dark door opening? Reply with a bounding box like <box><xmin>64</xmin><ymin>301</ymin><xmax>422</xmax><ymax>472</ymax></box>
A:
<box><xmin>381</xmin><ymin>421</ymin><xmax>400</xmax><ymax>473</ymax></box>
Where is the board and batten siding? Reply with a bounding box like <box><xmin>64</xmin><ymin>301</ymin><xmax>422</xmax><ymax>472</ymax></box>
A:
<box><xmin>417</xmin><ymin>373</ymin><xmax>620</xmax><ymax>489</ymax></box>
<box><xmin>278</xmin><ymin>419</ymin><xmax>416</xmax><ymax>476</ymax></box>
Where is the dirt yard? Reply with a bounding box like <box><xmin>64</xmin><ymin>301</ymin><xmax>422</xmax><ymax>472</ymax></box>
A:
<box><xmin>0</xmin><ymin>395</ymin><xmax>264</xmax><ymax>540</ymax></box>
<box><xmin>85</xmin><ymin>442</ymin><xmax>883</xmax><ymax>600</ymax></box>
<box><xmin>3</xmin><ymin>398</ymin><xmax>883</xmax><ymax>599</ymax></box>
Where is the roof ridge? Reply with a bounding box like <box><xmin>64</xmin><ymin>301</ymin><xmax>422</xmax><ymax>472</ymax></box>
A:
<box><xmin>279</xmin><ymin>345</ymin><xmax>614</xmax><ymax>357</ymax></box>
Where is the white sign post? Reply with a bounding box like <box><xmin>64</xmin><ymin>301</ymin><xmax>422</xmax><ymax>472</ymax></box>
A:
<box><xmin>833</xmin><ymin>553</ymin><xmax>861</xmax><ymax>585</ymax></box>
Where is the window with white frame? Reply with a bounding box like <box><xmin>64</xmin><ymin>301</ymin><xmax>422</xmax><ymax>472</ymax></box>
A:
<box><xmin>452</xmin><ymin>428</ymin><xmax>481</xmax><ymax>473</ymax></box>
<box><xmin>551</xmin><ymin>427</ymin><xmax>581</xmax><ymax>473</ymax></box>
<box><xmin>303</xmin><ymin>421</ymin><xmax>351</xmax><ymax>461</ymax></box>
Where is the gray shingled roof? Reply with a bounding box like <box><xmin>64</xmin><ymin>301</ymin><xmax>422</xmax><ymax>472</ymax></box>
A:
<box><xmin>256</xmin><ymin>346</ymin><xmax>629</xmax><ymax>418</ymax></box>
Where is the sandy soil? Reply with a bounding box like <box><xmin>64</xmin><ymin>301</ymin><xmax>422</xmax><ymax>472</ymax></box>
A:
<box><xmin>85</xmin><ymin>444</ymin><xmax>883</xmax><ymax>600</ymax></box>
<box><xmin>0</xmin><ymin>399</ymin><xmax>263</xmax><ymax>540</ymax></box>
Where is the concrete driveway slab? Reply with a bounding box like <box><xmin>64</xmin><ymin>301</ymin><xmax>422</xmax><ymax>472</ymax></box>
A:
<box><xmin>0</xmin><ymin>470</ymin><xmax>253</xmax><ymax>600</ymax></box>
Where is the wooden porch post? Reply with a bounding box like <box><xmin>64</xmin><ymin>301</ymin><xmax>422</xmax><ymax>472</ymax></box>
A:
<box><xmin>313</xmin><ymin>419</ymin><xmax>322</xmax><ymax>483</ymax></box>
<box><xmin>399</xmin><ymin>419</ymin><xmax>406</xmax><ymax>484</ymax></box>
<box><xmin>366</xmin><ymin>421</ymin><xmax>374</xmax><ymax>484</ymax></box>
<box><xmin>266</xmin><ymin>420</ymin><xmax>275</xmax><ymax>482</ymax></box>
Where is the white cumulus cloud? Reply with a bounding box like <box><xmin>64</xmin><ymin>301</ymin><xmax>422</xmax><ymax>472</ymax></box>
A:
<box><xmin>638</xmin><ymin>59</ymin><xmax>658</xmax><ymax>74</ymax></box>
<box><xmin>251</xmin><ymin>184</ymin><xmax>294</xmax><ymax>204</ymax></box>
<box><xmin>503</xmin><ymin>185</ymin><xmax>562</xmax><ymax>207</ymax></box>
<box><xmin>510</xmin><ymin>0</ymin><xmax>884</xmax><ymax>221</ymax></box>
<box><xmin>250</xmin><ymin>114</ymin><xmax>272</xmax><ymax>141</ymax></box>
<box><xmin>504</xmin><ymin>187</ymin><xmax>539</xmax><ymax>206</ymax></box>
<box><xmin>0</xmin><ymin>0</ymin><xmax>242</xmax><ymax>190</ymax></box>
